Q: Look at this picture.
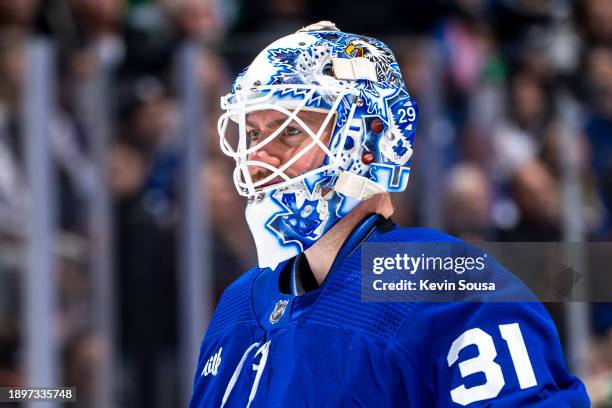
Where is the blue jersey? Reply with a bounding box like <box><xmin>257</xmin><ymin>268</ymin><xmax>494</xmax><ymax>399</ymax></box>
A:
<box><xmin>190</xmin><ymin>217</ymin><xmax>590</xmax><ymax>407</ymax></box>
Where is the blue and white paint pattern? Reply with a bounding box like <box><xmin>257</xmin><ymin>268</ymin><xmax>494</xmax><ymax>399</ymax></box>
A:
<box><xmin>228</xmin><ymin>28</ymin><xmax>418</xmax><ymax>268</ymax></box>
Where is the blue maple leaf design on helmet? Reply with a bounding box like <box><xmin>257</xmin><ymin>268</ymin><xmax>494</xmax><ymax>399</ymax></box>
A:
<box><xmin>267</xmin><ymin>48</ymin><xmax>304</xmax><ymax>84</ymax></box>
<box><xmin>267</xmin><ymin>193</ymin><xmax>323</xmax><ymax>247</ymax></box>
<box><xmin>392</xmin><ymin>139</ymin><xmax>408</xmax><ymax>157</ymax></box>
<box><xmin>280</xmin><ymin>194</ymin><xmax>321</xmax><ymax>237</ymax></box>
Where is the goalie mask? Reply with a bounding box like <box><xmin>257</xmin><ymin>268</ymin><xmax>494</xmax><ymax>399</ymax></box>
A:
<box><xmin>218</xmin><ymin>21</ymin><xmax>418</xmax><ymax>269</ymax></box>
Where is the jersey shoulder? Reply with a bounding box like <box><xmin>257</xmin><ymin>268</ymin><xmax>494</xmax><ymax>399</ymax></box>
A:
<box><xmin>204</xmin><ymin>267</ymin><xmax>261</xmax><ymax>339</ymax></box>
<box><xmin>372</xmin><ymin>230</ymin><xmax>588</xmax><ymax>406</ymax></box>
<box><xmin>372</xmin><ymin>225</ymin><xmax>462</xmax><ymax>243</ymax></box>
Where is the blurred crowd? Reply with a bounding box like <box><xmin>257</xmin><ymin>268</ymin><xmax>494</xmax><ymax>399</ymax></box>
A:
<box><xmin>0</xmin><ymin>0</ymin><xmax>612</xmax><ymax>406</ymax></box>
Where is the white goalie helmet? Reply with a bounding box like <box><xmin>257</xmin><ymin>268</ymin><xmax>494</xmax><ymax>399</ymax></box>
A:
<box><xmin>218</xmin><ymin>21</ymin><xmax>418</xmax><ymax>269</ymax></box>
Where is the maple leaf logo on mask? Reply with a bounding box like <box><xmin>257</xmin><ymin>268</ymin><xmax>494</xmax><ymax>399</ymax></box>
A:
<box><xmin>267</xmin><ymin>193</ymin><xmax>323</xmax><ymax>248</ymax></box>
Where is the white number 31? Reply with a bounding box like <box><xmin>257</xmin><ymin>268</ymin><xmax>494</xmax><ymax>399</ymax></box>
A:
<box><xmin>447</xmin><ymin>323</ymin><xmax>538</xmax><ymax>406</ymax></box>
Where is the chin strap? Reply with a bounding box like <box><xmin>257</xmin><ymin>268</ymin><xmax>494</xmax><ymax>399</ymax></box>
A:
<box><xmin>333</xmin><ymin>171</ymin><xmax>386</xmax><ymax>201</ymax></box>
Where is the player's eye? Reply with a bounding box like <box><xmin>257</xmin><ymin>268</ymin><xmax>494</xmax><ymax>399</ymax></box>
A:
<box><xmin>247</xmin><ymin>129</ymin><xmax>262</xmax><ymax>142</ymax></box>
<box><xmin>284</xmin><ymin>126</ymin><xmax>302</xmax><ymax>137</ymax></box>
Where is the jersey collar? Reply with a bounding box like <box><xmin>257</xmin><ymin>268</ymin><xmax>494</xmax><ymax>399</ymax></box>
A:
<box><xmin>290</xmin><ymin>213</ymin><xmax>393</xmax><ymax>296</ymax></box>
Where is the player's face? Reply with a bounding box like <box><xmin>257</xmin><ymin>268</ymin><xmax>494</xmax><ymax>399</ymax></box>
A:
<box><xmin>245</xmin><ymin>109</ymin><xmax>334</xmax><ymax>187</ymax></box>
